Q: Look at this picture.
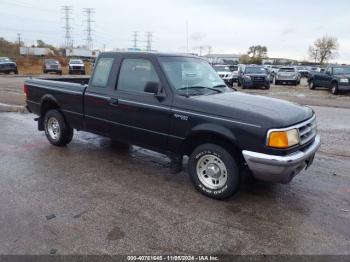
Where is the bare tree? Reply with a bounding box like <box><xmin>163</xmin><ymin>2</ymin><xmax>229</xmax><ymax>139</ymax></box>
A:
<box><xmin>247</xmin><ymin>45</ymin><xmax>268</xmax><ymax>64</ymax></box>
<box><xmin>309</xmin><ymin>36</ymin><xmax>339</xmax><ymax>65</ymax></box>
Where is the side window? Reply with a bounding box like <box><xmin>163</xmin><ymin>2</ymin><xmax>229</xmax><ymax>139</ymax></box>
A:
<box><xmin>91</xmin><ymin>58</ymin><xmax>114</xmax><ymax>87</ymax></box>
<box><xmin>117</xmin><ymin>59</ymin><xmax>160</xmax><ymax>93</ymax></box>
<box><xmin>326</xmin><ymin>67</ymin><xmax>332</xmax><ymax>74</ymax></box>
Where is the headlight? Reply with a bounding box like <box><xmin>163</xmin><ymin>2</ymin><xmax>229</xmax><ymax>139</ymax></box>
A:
<box><xmin>340</xmin><ymin>78</ymin><xmax>349</xmax><ymax>83</ymax></box>
<box><xmin>244</xmin><ymin>75</ymin><xmax>251</xmax><ymax>80</ymax></box>
<box><xmin>267</xmin><ymin>129</ymin><xmax>299</xmax><ymax>148</ymax></box>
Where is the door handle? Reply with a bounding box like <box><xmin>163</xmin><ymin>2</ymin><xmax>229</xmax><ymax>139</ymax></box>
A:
<box><xmin>109</xmin><ymin>98</ymin><xmax>119</xmax><ymax>107</ymax></box>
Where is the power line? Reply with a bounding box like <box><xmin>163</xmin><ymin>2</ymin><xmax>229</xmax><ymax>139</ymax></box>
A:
<box><xmin>61</xmin><ymin>5</ymin><xmax>73</xmax><ymax>48</ymax></box>
<box><xmin>83</xmin><ymin>8</ymin><xmax>95</xmax><ymax>50</ymax></box>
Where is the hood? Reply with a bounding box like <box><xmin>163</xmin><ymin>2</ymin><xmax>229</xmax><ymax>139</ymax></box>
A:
<box><xmin>191</xmin><ymin>92</ymin><xmax>313</xmax><ymax>128</ymax></box>
<box><xmin>217</xmin><ymin>71</ymin><xmax>232</xmax><ymax>75</ymax></box>
<box><xmin>337</xmin><ymin>74</ymin><xmax>350</xmax><ymax>78</ymax></box>
<box><xmin>245</xmin><ymin>73</ymin><xmax>268</xmax><ymax>77</ymax></box>
<box><xmin>0</xmin><ymin>61</ymin><xmax>16</xmax><ymax>65</ymax></box>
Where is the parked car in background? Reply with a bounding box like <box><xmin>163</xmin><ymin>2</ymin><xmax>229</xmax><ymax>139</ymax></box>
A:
<box><xmin>275</xmin><ymin>67</ymin><xmax>301</xmax><ymax>86</ymax></box>
<box><xmin>43</xmin><ymin>59</ymin><xmax>62</xmax><ymax>75</ymax></box>
<box><xmin>238</xmin><ymin>65</ymin><xmax>270</xmax><ymax>89</ymax></box>
<box><xmin>68</xmin><ymin>59</ymin><xmax>85</xmax><ymax>75</ymax></box>
<box><xmin>308</xmin><ymin>65</ymin><xmax>350</xmax><ymax>95</ymax></box>
<box><xmin>228</xmin><ymin>65</ymin><xmax>239</xmax><ymax>82</ymax></box>
<box><xmin>213</xmin><ymin>64</ymin><xmax>235</xmax><ymax>87</ymax></box>
<box><xmin>296</xmin><ymin>66</ymin><xmax>309</xmax><ymax>78</ymax></box>
<box><xmin>0</xmin><ymin>57</ymin><xmax>18</xmax><ymax>74</ymax></box>
<box><xmin>24</xmin><ymin>52</ymin><xmax>320</xmax><ymax>200</ymax></box>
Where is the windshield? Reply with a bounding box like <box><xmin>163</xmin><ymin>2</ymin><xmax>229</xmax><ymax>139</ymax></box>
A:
<box><xmin>159</xmin><ymin>57</ymin><xmax>226</xmax><ymax>95</ymax></box>
<box><xmin>245</xmin><ymin>67</ymin><xmax>266</xmax><ymax>74</ymax></box>
<box><xmin>297</xmin><ymin>66</ymin><xmax>305</xmax><ymax>70</ymax></box>
<box><xmin>213</xmin><ymin>65</ymin><xmax>230</xmax><ymax>72</ymax></box>
<box><xmin>279</xmin><ymin>68</ymin><xmax>296</xmax><ymax>72</ymax></box>
<box><xmin>333</xmin><ymin>67</ymin><xmax>350</xmax><ymax>75</ymax></box>
<box><xmin>45</xmin><ymin>60</ymin><xmax>58</xmax><ymax>64</ymax></box>
<box><xmin>70</xmin><ymin>60</ymin><xmax>83</xmax><ymax>64</ymax></box>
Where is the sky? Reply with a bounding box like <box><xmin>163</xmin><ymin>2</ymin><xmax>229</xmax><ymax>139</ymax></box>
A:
<box><xmin>1</xmin><ymin>0</ymin><xmax>349</xmax><ymax>63</ymax></box>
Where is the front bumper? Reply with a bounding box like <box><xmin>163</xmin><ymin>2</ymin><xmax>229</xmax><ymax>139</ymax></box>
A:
<box><xmin>338</xmin><ymin>84</ymin><xmax>350</xmax><ymax>91</ymax></box>
<box><xmin>242</xmin><ymin>135</ymin><xmax>321</xmax><ymax>183</ymax></box>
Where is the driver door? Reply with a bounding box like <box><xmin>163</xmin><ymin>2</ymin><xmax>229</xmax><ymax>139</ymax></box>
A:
<box><xmin>108</xmin><ymin>57</ymin><xmax>173</xmax><ymax>151</ymax></box>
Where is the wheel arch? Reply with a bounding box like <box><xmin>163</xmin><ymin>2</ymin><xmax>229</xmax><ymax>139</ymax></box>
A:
<box><xmin>38</xmin><ymin>95</ymin><xmax>61</xmax><ymax>131</ymax></box>
<box><xmin>180</xmin><ymin>123</ymin><xmax>244</xmax><ymax>166</ymax></box>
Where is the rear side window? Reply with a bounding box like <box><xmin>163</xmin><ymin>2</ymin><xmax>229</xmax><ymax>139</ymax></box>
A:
<box><xmin>117</xmin><ymin>59</ymin><xmax>159</xmax><ymax>93</ymax></box>
<box><xmin>91</xmin><ymin>58</ymin><xmax>114</xmax><ymax>87</ymax></box>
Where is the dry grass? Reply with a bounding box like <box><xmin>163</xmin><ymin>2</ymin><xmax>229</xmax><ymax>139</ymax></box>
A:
<box><xmin>16</xmin><ymin>56</ymin><xmax>93</xmax><ymax>75</ymax></box>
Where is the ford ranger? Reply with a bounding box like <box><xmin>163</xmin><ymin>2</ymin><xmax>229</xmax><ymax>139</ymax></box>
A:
<box><xmin>308</xmin><ymin>65</ymin><xmax>350</xmax><ymax>95</ymax></box>
<box><xmin>25</xmin><ymin>52</ymin><xmax>321</xmax><ymax>200</ymax></box>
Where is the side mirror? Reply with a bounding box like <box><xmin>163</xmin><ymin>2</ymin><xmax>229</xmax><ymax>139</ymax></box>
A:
<box><xmin>326</xmin><ymin>71</ymin><xmax>331</xmax><ymax>75</ymax></box>
<box><xmin>144</xmin><ymin>82</ymin><xmax>165</xmax><ymax>99</ymax></box>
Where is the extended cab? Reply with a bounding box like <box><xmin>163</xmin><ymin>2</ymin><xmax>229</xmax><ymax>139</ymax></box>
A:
<box><xmin>25</xmin><ymin>52</ymin><xmax>321</xmax><ymax>200</ymax></box>
<box><xmin>308</xmin><ymin>65</ymin><xmax>350</xmax><ymax>95</ymax></box>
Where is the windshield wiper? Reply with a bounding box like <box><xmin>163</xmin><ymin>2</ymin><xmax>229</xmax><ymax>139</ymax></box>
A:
<box><xmin>178</xmin><ymin>86</ymin><xmax>224</xmax><ymax>94</ymax></box>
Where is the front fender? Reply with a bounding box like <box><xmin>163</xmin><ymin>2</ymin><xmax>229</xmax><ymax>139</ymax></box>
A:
<box><xmin>190</xmin><ymin>123</ymin><xmax>237</xmax><ymax>142</ymax></box>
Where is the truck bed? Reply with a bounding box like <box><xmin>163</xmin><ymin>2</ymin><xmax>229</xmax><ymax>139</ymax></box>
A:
<box><xmin>25</xmin><ymin>77</ymin><xmax>89</xmax><ymax>131</ymax></box>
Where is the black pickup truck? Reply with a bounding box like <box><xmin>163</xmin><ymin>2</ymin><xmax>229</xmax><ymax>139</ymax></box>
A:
<box><xmin>308</xmin><ymin>65</ymin><xmax>350</xmax><ymax>95</ymax></box>
<box><xmin>25</xmin><ymin>52</ymin><xmax>320</xmax><ymax>199</ymax></box>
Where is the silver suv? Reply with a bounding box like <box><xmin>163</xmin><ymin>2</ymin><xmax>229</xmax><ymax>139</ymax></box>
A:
<box><xmin>275</xmin><ymin>67</ymin><xmax>301</xmax><ymax>86</ymax></box>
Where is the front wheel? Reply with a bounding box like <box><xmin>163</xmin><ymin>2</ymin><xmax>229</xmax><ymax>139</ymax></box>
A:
<box><xmin>331</xmin><ymin>82</ymin><xmax>339</xmax><ymax>95</ymax></box>
<box><xmin>44</xmin><ymin>109</ymin><xmax>73</xmax><ymax>147</ymax></box>
<box><xmin>309</xmin><ymin>80</ymin><xmax>316</xmax><ymax>90</ymax></box>
<box><xmin>188</xmin><ymin>143</ymin><xmax>240</xmax><ymax>200</ymax></box>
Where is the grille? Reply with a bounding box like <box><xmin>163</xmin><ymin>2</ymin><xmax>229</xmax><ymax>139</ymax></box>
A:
<box><xmin>0</xmin><ymin>64</ymin><xmax>14</xmax><ymax>69</ymax></box>
<box><xmin>49</xmin><ymin>65</ymin><xmax>58</xmax><ymax>69</ymax></box>
<box><xmin>219</xmin><ymin>74</ymin><xmax>229</xmax><ymax>78</ymax></box>
<box><xmin>298</xmin><ymin>116</ymin><xmax>317</xmax><ymax>145</ymax></box>
<box><xmin>252</xmin><ymin>76</ymin><xmax>265</xmax><ymax>81</ymax></box>
<box><xmin>72</xmin><ymin>66</ymin><xmax>82</xmax><ymax>70</ymax></box>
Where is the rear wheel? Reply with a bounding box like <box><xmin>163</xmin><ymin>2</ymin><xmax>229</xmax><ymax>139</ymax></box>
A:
<box><xmin>188</xmin><ymin>143</ymin><xmax>240</xmax><ymax>200</ymax></box>
<box><xmin>331</xmin><ymin>82</ymin><xmax>339</xmax><ymax>95</ymax></box>
<box><xmin>44</xmin><ymin>109</ymin><xmax>73</xmax><ymax>147</ymax></box>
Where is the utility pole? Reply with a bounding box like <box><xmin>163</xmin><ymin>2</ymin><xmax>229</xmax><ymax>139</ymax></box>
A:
<box><xmin>132</xmin><ymin>31</ymin><xmax>139</xmax><ymax>50</ymax></box>
<box><xmin>17</xmin><ymin>33</ymin><xmax>21</xmax><ymax>54</ymax></box>
<box><xmin>61</xmin><ymin>5</ymin><xmax>73</xmax><ymax>48</ymax></box>
<box><xmin>145</xmin><ymin>32</ymin><xmax>153</xmax><ymax>52</ymax></box>
<box><xmin>83</xmin><ymin>8</ymin><xmax>95</xmax><ymax>50</ymax></box>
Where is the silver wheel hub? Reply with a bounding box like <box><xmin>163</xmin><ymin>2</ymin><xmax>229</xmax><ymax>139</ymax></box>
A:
<box><xmin>47</xmin><ymin>117</ymin><xmax>60</xmax><ymax>140</ymax></box>
<box><xmin>196</xmin><ymin>154</ymin><xmax>228</xmax><ymax>190</ymax></box>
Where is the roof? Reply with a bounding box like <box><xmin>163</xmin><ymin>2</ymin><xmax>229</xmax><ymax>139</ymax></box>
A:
<box><xmin>101</xmin><ymin>51</ymin><xmax>200</xmax><ymax>58</ymax></box>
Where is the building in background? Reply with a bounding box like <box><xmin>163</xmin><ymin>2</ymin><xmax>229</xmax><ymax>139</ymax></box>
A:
<box><xmin>202</xmin><ymin>54</ymin><xmax>241</xmax><ymax>65</ymax></box>
<box><xmin>20</xmin><ymin>47</ymin><xmax>53</xmax><ymax>56</ymax></box>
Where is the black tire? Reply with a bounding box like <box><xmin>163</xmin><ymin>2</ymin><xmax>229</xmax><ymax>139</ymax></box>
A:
<box><xmin>14</xmin><ymin>69</ymin><xmax>18</xmax><ymax>74</ymax></box>
<box><xmin>309</xmin><ymin>80</ymin><xmax>316</xmax><ymax>90</ymax></box>
<box><xmin>237</xmin><ymin>79</ymin><xmax>241</xmax><ymax>87</ymax></box>
<box><xmin>188</xmin><ymin>143</ymin><xmax>240</xmax><ymax>200</ymax></box>
<box><xmin>331</xmin><ymin>82</ymin><xmax>339</xmax><ymax>95</ymax></box>
<box><xmin>43</xmin><ymin>70</ymin><xmax>47</xmax><ymax>74</ymax></box>
<box><xmin>44</xmin><ymin>109</ymin><xmax>73</xmax><ymax>147</ymax></box>
<box><xmin>264</xmin><ymin>84</ymin><xmax>270</xmax><ymax>90</ymax></box>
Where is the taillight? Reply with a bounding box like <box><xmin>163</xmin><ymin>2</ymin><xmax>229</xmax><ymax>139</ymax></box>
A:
<box><xmin>23</xmin><ymin>84</ymin><xmax>29</xmax><ymax>98</ymax></box>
